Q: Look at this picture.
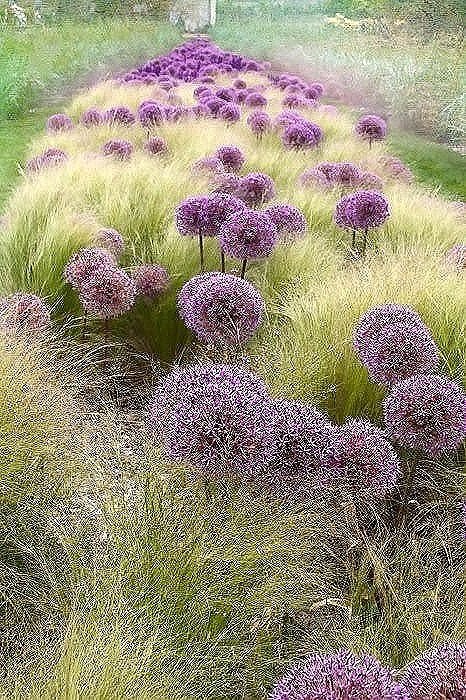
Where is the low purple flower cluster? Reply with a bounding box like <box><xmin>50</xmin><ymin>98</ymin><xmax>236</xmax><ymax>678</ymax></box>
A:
<box><xmin>79</xmin><ymin>267</ymin><xmax>136</xmax><ymax>320</ymax></box>
<box><xmin>219</xmin><ymin>209</ymin><xmax>278</xmax><ymax>262</ymax></box>
<box><xmin>264</xmin><ymin>203</ymin><xmax>307</xmax><ymax>242</ymax></box>
<box><xmin>334</xmin><ymin>190</ymin><xmax>390</xmax><ymax>231</ymax></box>
<box><xmin>0</xmin><ymin>292</ymin><xmax>51</xmax><ymax>334</ymax></box>
<box><xmin>26</xmin><ymin>148</ymin><xmax>68</xmax><ymax>174</ymax></box>
<box><xmin>282</xmin><ymin>119</ymin><xmax>323</xmax><ymax>150</ymax></box>
<box><xmin>144</xmin><ymin>136</ymin><xmax>168</xmax><ymax>156</ymax></box>
<box><xmin>93</xmin><ymin>228</ymin><xmax>125</xmax><ymax>258</ymax></box>
<box><xmin>247</xmin><ymin>110</ymin><xmax>272</xmax><ymax>138</ymax></box>
<box><xmin>80</xmin><ymin>107</ymin><xmax>103</xmax><ymax>127</ymax></box>
<box><xmin>102</xmin><ymin>139</ymin><xmax>133</xmax><ymax>161</ymax></box>
<box><xmin>236</xmin><ymin>172</ymin><xmax>276</xmax><ymax>208</ymax></box>
<box><xmin>355</xmin><ymin>114</ymin><xmax>387</xmax><ymax>145</ymax></box>
<box><xmin>46</xmin><ymin>113</ymin><xmax>73</xmax><ymax>133</ymax></box>
<box><xmin>300</xmin><ymin>161</ymin><xmax>382</xmax><ymax>190</ymax></box>
<box><xmin>379</xmin><ymin>155</ymin><xmax>414</xmax><ymax>183</ymax></box>
<box><xmin>215</xmin><ymin>145</ymin><xmax>245</xmax><ymax>173</ymax></box>
<box><xmin>401</xmin><ymin>643</ymin><xmax>466</xmax><ymax>700</ymax></box>
<box><xmin>104</xmin><ymin>105</ymin><xmax>135</xmax><ymax>126</ymax></box>
<box><xmin>132</xmin><ymin>264</ymin><xmax>170</xmax><ymax>299</ymax></box>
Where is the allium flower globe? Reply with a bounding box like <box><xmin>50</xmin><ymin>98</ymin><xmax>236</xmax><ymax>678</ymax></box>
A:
<box><xmin>245</xmin><ymin>92</ymin><xmax>268</xmax><ymax>108</ymax></box>
<box><xmin>80</xmin><ymin>108</ymin><xmax>103</xmax><ymax>127</ymax></box>
<box><xmin>26</xmin><ymin>148</ymin><xmax>68</xmax><ymax>173</ymax></box>
<box><xmin>0</xmin><ymin>292</ymin><xmax>51</xmax><ymax>334</ymax></box>
<box><xmin>133</xmin><ymin>264</ymin><xmax>170</xmax><ymax>299</ymax></box>
<box><xmin>247</xmin><ymin>110</ymin><xmax>272</xmax><ymax>138</ymax></box>
<box><xmin>215</xmin><ymin>145</ymin><xmax>245</xmax><ymax>173</ymax></box>
<box><xmin>354</xmin><ymin>304</ymin><xmax>424</xmax><ymax>348</ymax></box>
<box><xmin>192</xmin><ymin>155</ymin><xmax>225</xmax><ymax>176</ymax></box>
<box><xmin>219</xmin><ymin>102</ymin><xmax>241</xmax><ymax>123</ymax></box>
<box><xmin>64</xmin><ymin>247</ymin><xmax>116</xmax><ymax>289</ymax></box>
<box><xmin>220</xmin><ymin>209</ymin><xmax>278</xmax><ymax>263</ymax></box>
<box><xmin>137</xmin><ymin>101</ymin><xmax>165</xmax><ymax>128</ymax></box>
<box><xmin>178</xmin><ymin>272</ymin><xmax>264</xmax><ymax>346</ymax></box>
<box><xmin>355</xmin><ymin>114</ymin><xmax>387</xmax><ymax>146</ymax></box>
<box><xmin>335</xmin><ymin>190</ymin><xmax>390</xmax><ymax>231</ymax></box>
<box><xmin>236</xmin><ymin>172</ymin><xmax>276</xmax><ymax>208</ymax></box>
<box><xmin>93</xmin><ymin>228</ymin><xmax>124</xmax><ymax>258</ymax></box>
<box><xmin>401</xmin><ymin>643</ymin><xmax>466</xmax><ymax>700</ymax></box>
<box><xmin>282</xmin><ymin>120</ymin><xmax>323</xmax><ymax>149</ymax></box>
<box><xmin>102</xmin><ymin>139</ymin><xmax>133</xmax><ymax>161</ymax></box>
<box><xmin>144</xmin><ymin>136</ymin><xmax>168</xmax><ymax>156</ymax></box>
<box><xmin>46</xmin><ymin>113</ymin><xmax>73</xmax><ymax>133</ymax></box>
<box><xmin>79</xmin><ymin>267</ymin><xmax>136</xmax><ymax>320</ymax></box>
<box><xmin>265</xmin><ymin>203</ymin><xmax>307</xmax><ymax>242</ymax></box>
<box><xmin>384</xmin><ymin>374</ymin><xmax>466</xmax><ymax>457</ymax></box>
<box><xmin>270</xmin><ymin>649</ymin><xmax>408</xmax><ymax>700</ymax></box>
<box><xmin>104</xmin><ymin>106</ymin><xmax>135</xmax><ymax>126</ymax></box>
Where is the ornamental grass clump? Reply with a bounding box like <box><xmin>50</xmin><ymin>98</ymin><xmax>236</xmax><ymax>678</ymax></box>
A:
<box><xmin>132</xmin><ymin>264</ymin><xmax>170</xmax><ymax>299</ymax></box>
<box><xmin>215</xmin><ymin>145</ymin><xmax>245</xmax><ymax>173</ymax></box>
<box><xmin>219</xmin><ymin>209</ymin><xmax>278</xmax><ymax>278</ymax></box>
<box><xmin>151</xmin><ymin>363</ymin><xmax>276</xmax><ymax>479</ymax></box>
<box><xmin>355</xmin><ymin>114</ymin><xmax>387</xmax><ymax>148</ymax></box>
<box><xmin>328</xmin><ymin>419</ymin><xmax>401</xmax><ymax>498</ymax></box>
<box><xmin>270</xmin><ymin>649</ymin><xmax>408</xmax><ymax>700</ymax></box>
<box><xmin>46</xmin><ymin>113</ymin><xmax>73</xmax><ymax>133</ymax></box>
<box><xmin>262</xmin><ymin>399</ymin><xmax>339</xmax><ymax>495</ymax></box>
<box><xmin>264</xmin><ymin>203</ymin><xmax>307</xmax><ymax>242</ymax></box>
<box><xmin>236</xmin><ymin>172</ymin><xmax>276</xmax><ymax>208</ymax></box>
<box><xmin>334</xmin><ymin>189</ymin><xmax>390</xmax><ymax>255</ymax></box>
<box><xmin>177</xmin><ymin>272</ymin><xmax>264</xmax><ymax>348</ymax></box>
<box><xmin>93</xmin><ymin>228</ymin><xmax>124</xmax><ymax>259</ymax></box>
<box><xmin>384</xmin><ymin>374</ymin><xmax>466</xmax><ymax>457</ymax></box>
<box><xmin>247</xmin><ymin>110</ymin><xmax>272</xmax><ymax>139</ymax></box>
<box><xmin>353</xmin><ymin>307</ymin><xmax>440</xmax><ymax>387</ymax></box>
<box><xmin>401</xmin><ymin>643</ymin><xmax>466</xmax><ymax>700</ymax></box>
<box><xmin>102</xmin><ymin>139</ymin><xmax>133</xmax><ymax>161</ymax></box>
<box><xmin>0</xmin><ymin>292</ymin><xmax>51</xmax><ymax>335</ymax></box>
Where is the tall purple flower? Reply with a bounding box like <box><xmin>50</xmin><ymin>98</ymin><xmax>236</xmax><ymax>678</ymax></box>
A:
<box><xmin>80</xmin><ymin>108</ymin><xmax>103</xmax><ymax>128</ymax></box>
<box><xmin>401</xmin><ymin>643</ymin><xmax>466</xmax><ymax>700</ymax></box>
<box><xmin>93</xmin><ymin>228</ymin><xmax>124</xmax><ymax>259</ymax></box>
<box><xmin>64</xmin><ymin>247</ymin><xmax>116</xmax><ymax>289</ymax></box>
<box><xmin>102</xmin><ymin>139</ymin><xmax>133</xmax><ymax>161</ymax></box>
<box><xmin>178</xmin><ymin>272</ymin><xmax>264</xmax><ymax>347</ymax></box>
<box><xmin>236</xmin><ymin>172</ymin><xmax>276</xmax><ymax>208</ymax></box>
<box><xmin>219</xmin><ymin>102</ymin><xmax>241</xmax><ymax>123</ymax></box>
<box><xmin>270</xmin><ymin>649</ymin><xmax>408</xmax><ymax>700</ymax></box>
<box><xmin>264</xmin><ymin>203</ymin><xmax>307</xmax><ymax>242</ymax></box>
<box><xmin>354</xmin><ymin>304</ymin><xmax>423</xmax><ymax>348</ymax></box>
<box><xmin>282</xmin><ymin>93</ymin><xmax>309</xmax><ymax>109</ymax></box>
<box><xmin>247</xmin><ymin>110</ymin><xmax>272</xmax><ymax>138</ymax></box>
<box><xmin>46</xmin><ymin>113</ymin><xmax>73</xmax><ymax>133</ymax></box>
<box><xmin>384</xmin><ymin>374</ymin><xmax>466</xmax><ymax>457</ymax></box>
<box><xmin>309</xmin><ymin>81</ymin><xmax>324</xmax><ymax>97</ymax></box>
<box><xmin>215</xmin><ymin>145</ymin><xmax>245</xmax><ymax>173</ymax></box>
<box><xmin>144</xmin><ymin>136</ymin><xmax>168</xmax><ymax>156</ymax></box>
<box><xmin>78</xmin><ymin>267</ymin><xmax>136</xmax><ymax>320</ymax></box>
<box><xmin>137</xmin><ymin>101</ymin><xmax>165</xmax><ymax>128</ymax></box>
<box><xmin>26</xmin><ymin>148</ymin><xmax>68</xmax><ymax>173</ymax></box>
<box><xmin>0</xmin><ymin>292</ymin><xmax>51</xmax><ymax>334</ymax></box>
<box><xmin>334</xmin><ymin>190</ymin><xmax>390</xmax><ymax>254</ymax></box>
<box><xmin>104</xmin><ymin>106</ymin><xmax>135</xmax><ymax>126</ymax></box>
<box><xmin>219</xmin><ymin>209</ymin><xmax>278</xmax><ymax>277</ymax></box>
<box><xmin>245</xmin><ymin>92</ymin><xmax>268</xmax><ymax>108</ymax></box>
<box><xmin>133</xmin><ymin>264</ymin><xmax>170</xmax><ymax>299</ymax></box>
<box><xmin>355</xmin><ymin>114</ymin><xmax>387</xmax><ymax>147</ymax></box>
<box><xmin>282</xmin><ymin>120</ymin><xmax>323</xmax><ymax>150</ymax></box>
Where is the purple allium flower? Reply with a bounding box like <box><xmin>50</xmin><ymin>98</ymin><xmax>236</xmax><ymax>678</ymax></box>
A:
<box><xmin>178</xmin><ymin>272</ymin><xmax>264</xmax><ymax>346</ymax></box>
<box><xmin>309</xmin><ymin>81</ymin><xmax>324</xmax><ymax>97</ymax></box>
<box><xmin>204</xmin><ymin>97</ymin><xmax>226</xmax><ymax>117</ymax></box>
<box><xmin>270</xmin><ymin>649</ymin><xmax>408</xmax><ymax>700</ymax></box>
<box><xmin>176</xmin><ymin>194</ymin><xmax>233</xmax><ymax>239</ymax></box>
<box><xmin>445</xmin><ymin>243</ymin><xmax>466</xmax><ymax>270</ymax></box>
<box><xmin>194</xmin><ymin>85</ymin><xmax>212</xmax><ymax>99</ymax></box>
<box><xmin>245</xmin><ymin>92</ymin><xmax>268</xmax><ymax>108</ymax></box>
<box><xmin>359</xmin><ymin>170</ymin><xmax>384</xmax><ymax>190</ymax></box>
<box><xmin>215</xmin><ymin>145</ymin><xmax>245</xmax><ymax>173</ymax></box>
<box><xmin>216</xmin><ymin>87</ymin><xmax>237</xmax><ymax>102</ymax></box>
<box><xmin>220</xmin><ymin>209</ymin><xmax>278</xmax><ymax>262</ymax></box>
<box><xmin>104</xmin><ymin>106</ymin><xmax>135</xmax><ymax>126</ymax></box>
<box><xmin>282</xmin><ymin>120</ymin><xmax>323</xmax><ymax>150</ymax></box>
<box><xmin>64</xmin><ymin>247</ymin><xmax>116</xmax><ymax>289</ymax></box>
<box><xmin>379</xmin><ymin>155</ymin><xmax>414</xmax><ymax>183</ymax></box>
<box><xmin>156</xmin><ymin>363</ymin><xmax>276</xmax><ymax>478</ymax></box>
<box><xmin>102</xmin><ymin>139</ymin><xmax>133</xmax><ymax>161</ymax></box>
<box><xmin>212</xmin><ymin>172</ymin><xmax>241</xmax><ymax>196</ymax></box>
<box><xmin>144</xmin><ymin>136</ymin><xmax>168</xmax><ymax>156</ymax></box>
<box><xmin>192</xmin><ymin>155</ymin><xmax>225</xmax><ymax>177</ymax></box>
<box><xmin>26</xmin><ymin>148</ymin><xmax>68</xmax><ymax>173</ymax></box>
<box><xmin>80</xmin><ymin>108</ymin><xmax>103</xmax><ymax>128</ymax></box>
<box><xmin>401</xmin><ymin>643</ymin><xmax>466</xmax><ymax>700</ymax></box>
<box><xmin>384</xmin><ymin>374</ymin><xmax>466</xmax><ymax>457</ymax></box>
<box><xmin>233</xmin><ymin>78</ymin><xmax>247</xmax><ymax>89</ymax></box>
<box><xmin>326</xmin><ymin>419</ymin><xmax>401</xmax><ymax>497</ymax></box>
<box><xmin>236</xmin><ymin>172</ymin><xmax>276</xmax><ymax>208</ymax></box>
<box><xmin>274</xmin><ymin>110</ymin><xmax>305</xmax><ymax>130</ymax></box>
<box><xmin>219</xmin><ymin>102</ymin><xmax>241</xmax><ymax>123</ymax></box>
<box><xmin>247</xmin><ymin>110</ymin><xmax>272</xmax><ymax>138</ymax></box>
<box><xmin>78</xmin><ymin>266</ymin><xmax>136</xmax><ymax>320</ymax></box>
<box><xmin>263</xmin><ymin>400</ymin><xmax>339</xmax><ymax>492</ymax></box>
<box><xmin>282</xmin><ymin>93</ymin><xmax>309</xmax><ymax>109</ymax></box>
<box><xmin>264</xmin><ymin>203</ymin><xmax>307</xmax><ymax>242</ymax></box>
<box><xmin>355</xmin><ymin>114</ymin><xmax>387</xmax><ymax>145</ymax></box>
<box><xmin>93</xmin><ymin>228</ymin><xmax>124</xmax><ymax>259</ymax></box>
<box><xmin>137</xmin><ymin>100</ymin><xmax>165</xmax><ymax>128</ymax></box>
<box><xmin>133</xmin><ymin>263</ymin><xmax>170</xmax><ymax>299</ymax></box>
<box><xmin>0</xmin><ymin>292</ymin><xmax>51</xmax><ymax>334</ymax></box>
<box><xmin>334</xmin><ymin>190</ymin><xmax>390</xmax><ymax>230</ymax></box>
<box><xmin>46</xmin><ymin>113</ymin><xmax>73</xmax><ymax>133</ymax></box>
<box><xmin>303</xmin><ymin>85</ymin><xmax>320</xmax><ymax>101</ymax></box>
<box><xmin>354</xmin><ymin>304</ymin><xmax>424</xmax><ymax>348</ymax></box>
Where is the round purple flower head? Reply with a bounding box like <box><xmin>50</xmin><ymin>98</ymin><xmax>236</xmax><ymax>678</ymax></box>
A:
<box><xmin>245</xmin><ymin>92</ymin><xmax>267</xmax><ymax>108</ymax></box>
<box><xmin>156</xmin><ymin>363</ymin><xmax>276</xmax><ymax>478</ymax></box>
<box><xmin>220</xmin><ymin>102</ymin><xmax>241</xmax><ymax>123</ymax></box>
<box><xmin>282</xmin><ymin>120</ymin><xmax>323</xmax><ymax>150</ymax></box>
<box><xmin>401</xmin><ymin>643</ymin><xmax>466</xmax><ymax>700</ymax></box>
<box><xmin>78</xmin><ymin>267</ymin><xmax>136</xmax><ymax>320</ymax></box>
<box><xmin>215</xmin><ymin>145</ymin><xmax>245</xmax><ymax>173</ymax></box>
<box><xmin>334</xmin><ymin>190</ymin><xmax>390</xmax><ymax>231</ymax></box>
<box><xmin>233</xmin><ymin>78</ymin><xmax>247</xmax><ymax>89</ymax></box>
<box><xmin>356</xmin><ymin>114</ymin><xmax>387</xmax><ymax>146</ymax></box>
<box><xmin>445</xmin><ymin>243</ymin><xmax>466</xmax><ymax>271</ymax></box>
<box><xmin>326</xmin><ymin>419</ymin><xmax>401</xmax><ymax>497</ymax></box>
<box><xmin>102</xmin><ymin>139</ymin><xmax>133</xmax><ymax>161</ymax></box>
<box><xmin>354</xmin><ymin>304</ymin><xmax>423</xmax><ymax>348</ymax></box>
<box><xmin>137</xmin><ymin>101</ymin><xmax>164</xmax><ymax>128</ymax></box>
<box><xmin>282</xmin><ymin>93</ymin><xmax>309</xmax><ymax>109</ymax></box>
<box><xmin>247</xmin><ymin>110</ymin><xmax>272</xmax><ymax>138</ymax></box>
<box><xmin>133</xmin><ymin>264</ymin><xmax>170</xmax><ymax>299</ymax></box>
<box><xmin>380</xmin><ymin>155</ymin><xmax>414</xmax><ymax>183</ymax></box>
<box><xmin>64</xmin><ymin>247</ymin><xmax>116</xmax><ymax>289</ymax></box>
<box><xmin>93</xmin><ymin>228</ymin><xmax>124</xmax><ymax>259</ymax></box>
<box><xmin>176</xmin><ymin>194</ymin><xmax>243</xmax><ymax>239</ymax></box>
<box><xmin>144</xmin><ymin>136</ymin><xmax>168</xmax><ymax>156</ymax></box>
<box><xmin>274</xmin><ymin>110</ymin><xmax>305</xmax><ymax>130</ymax></box>
<box><xmin>236</xmin><ymin>172</ymin><xmax>276</xmax><ymax>208</ymax></box>
<box><xmin>384</xmin><ymin>374</ymin><xmax>466</xmax><ymax>457</ymax></box>
<box><xmin>80</xmin><ymin>108</ymin><xmax>103</xmax><ymax>128</ymax></box>
<box><xmin>303</xmin><ymin>85</ymin><xmax>320</xmax><ymax>101</ymax></box>
<box><xmin>178</xmin><ymin>272</ymin><xmax>264</xmax><ymax>347</ymax></box>
<box><xmin>0</xmin><ymin>292</ymin><xmax>51</xmax><ymax>334</ymax></box>
<box><xmin>46</xmin><ymin>113</ymin><xmax>73</xmax><ymax>133</ymax></box>
<box><xmin>220</xmin><ymin>209</ymin><xmax>278</xmax><ymax>262</ymax></box>
<box><xmin>263</xmin><ymin>400</ymin><xmax>339</xmax><ymax>494</ymax></box>
<box><xmin>104</xmin><ymin>106</ymin><xmax>135</xmax><ymax>126</ymax></box>
<box><xmin>212</xmin><ymin>172</ymin><xmax>241</xmax><ymax>196</ymax></box>
<box><xmin>265</xmin><ymin>203</ymin><xmax>307</xmax><ymax>242</ymax></box>
<box><xmin>270</xmin><ymin>649</ymin><xmax>408</xmax><ymax>700</ymax></box>
<box><xmin>26</xmin><ymin>148</ymin><xmax>68</xmax><ymax>173</ymax></box>
<box><xmin>309</xmin><ymin>81</ymin><xmax>324</xmax><ymax>97</ymax></box>
<box><xmin>192</xmin><ymin>155</ymin><xmax>225</xmax><ymax>177</ymax></box>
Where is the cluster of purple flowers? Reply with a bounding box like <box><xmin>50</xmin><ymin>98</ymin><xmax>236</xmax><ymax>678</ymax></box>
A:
<box><xmin>102</xmin><ymin>139</ymin><xmax>133</xmax><ymax>161</ymax></box>
<box><xmin>0</xmin><ymin>292</ymin><xmax>51</xmax><ymax>335</ymax></box>
<box><xmin>334</xmin><ymin>189</ymin><xmax>390</xmax><ymax>254</ymax></box>
<box><xmin>26</xmin><ymin>148</ymin><xmax>68</xmax><ymax>174</ymax></box>
<box><xmin>355</xmin><ymin>114</ymin><xmax>387</xmax><ymax>146</ymax></box>
<box><xmin>300</xmin><ymin>161</ymin><xmax>382</xmax><ymax>191</ymax></box>
<box><xmin>46</xmin><ymin>113</ymin><xmax>73</xmax><ymax>133</ymax></box>
<box><xmin>401</xmin><ymin>643</ymin><xmax>466</xmax><ymax>699</ymax></box>
<box><xmin>379</xmin><ymin>155</ymin><xmax>414</xmax><ymax>183</ymax></box>
<box><xmin>354</xmin><ymin>304</ymin><xmax>440</xmax><ymax>386</ymax></box>
<box><xmin>247</xmin><ymin>110</ymin><xmax>272</xmax><ymax>138</ymax></box>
